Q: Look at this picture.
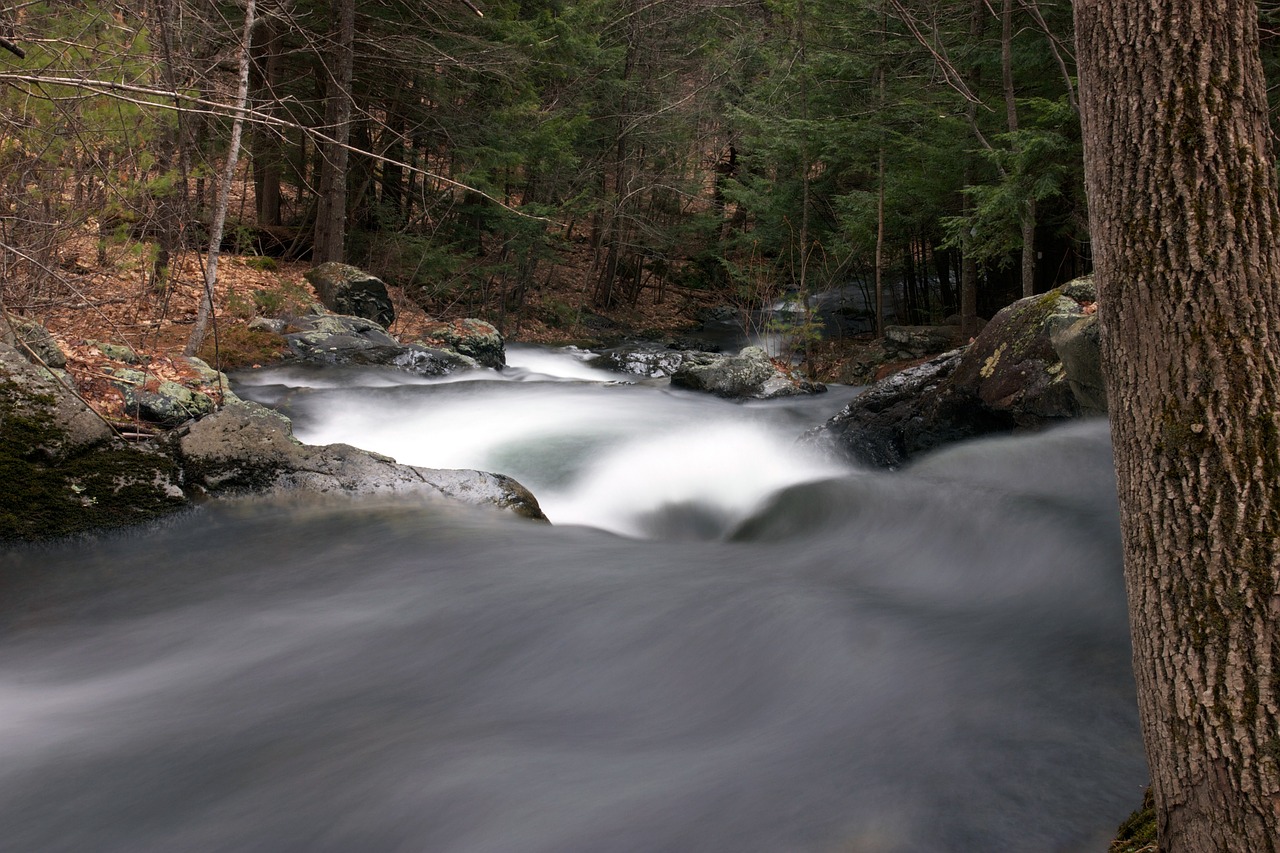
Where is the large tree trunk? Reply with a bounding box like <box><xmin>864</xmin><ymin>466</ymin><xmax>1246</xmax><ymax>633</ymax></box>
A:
<box><xmin>1075</xmin><ymin>2</ymin><xmax>1280</xmax><ymax>850</ymax></box>
<box><xmin>313</xmin><ymin>0</ymin><xmax>355</xmax><ymax>264</ymax></box>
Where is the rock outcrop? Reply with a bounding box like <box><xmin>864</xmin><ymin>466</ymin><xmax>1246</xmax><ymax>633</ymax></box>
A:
<box><xmin>807</xmin><ymin>278</ymin><xmax>1100</xmax><ymax>467</ymax></box>
<box><xmin>0</xmin><ymin>310</ymin><xmax>546</xmax><ymax>540</ymax></box>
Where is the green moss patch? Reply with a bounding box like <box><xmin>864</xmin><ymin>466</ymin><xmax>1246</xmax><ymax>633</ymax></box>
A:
<box><xmin>1109</xmin><ymin>788</ymin><xmax>1156</xmax><ymax>852</ymax></box>
<box><xmin>198</xmin><ymin>325</ymin><xmax>289</xmax><ymax>370</ymax></box>
<box><xmin>0</xmin><ymin>381</ymin><xmax>187</xmax><ymax>541</ymax></box>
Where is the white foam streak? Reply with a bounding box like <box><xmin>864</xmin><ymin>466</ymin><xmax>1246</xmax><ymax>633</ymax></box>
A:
<box><xmin>504</xmin><ymin>345</ymin><xmax>621</xmax><ymax>382</ymax></box>
<box><xmin>541</xmin><ymin>423</ymin><xmax>837</xmax><ymax>536</ymax></box>
<box><xmin>287</xmin><ymin>379</ymin><xmax>847</xmax><ymax>537</ymax></box>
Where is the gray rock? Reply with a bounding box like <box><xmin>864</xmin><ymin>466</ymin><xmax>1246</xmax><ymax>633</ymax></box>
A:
<box><xmin>304</xmin><ymin>262</ymin><xmax>396</xmax><ymax>328</ymax></box>
<box><xmin>248</xmin><ymin>317</ymin><xmax>287</xmax><ymax>334</ymax></box>
<box><xmin>417</xmin><ymin>319</ymin><xmax>506</xmax><ymax>369</ymax></box>
<box><xmin>179</xmin><ymin>356</ymin><xmax>242</xmax><ymax>405</ymax></box>
<box><xmin>671</xmin><ymin>346</ymin><xmax>825</xmax><ymax>399</ymax></box>
<box><xmin>883</xmin><ymin>325</ymin><xmax>962</xmax><ymax>360</ymax></box>
<box><xmin>0</xmin><ymin>344</ymin><xmax>112</xmax><ymax>460</ymax></box>
<box><xmin>106</xmin><ymin>368</ymin><xmax>216</xmax><ymax>428</ymax></box>
<box><xmin>282</xmin><ymin>314</ymin><xmax>477</xmax><ymax>377</ymax></box>
<box><xmin>177</xmin><ymin>401</ymin><xmax>545</xmax><ymax>520</ymax></box>
<box><xmin>3</xmin><ymin>314</ymin><xmax>67</xmax><ymax>368</ymax></box>
<box><xmin>591</xmin><ymin>344</ymin><xmax>695</xmax><ymax>378</ymax></box>
<box><xmin>87</xmin><ymin>340</ymin><xmax>144</xmax><ymax>364</ymax></box>
<box><xmin>1050</xmin><ymin>313</ymin><xmax>1106</xmax><ymax>415</ymax></box>
<box><xmin>809</xmin><ymin>278</ymin><xmax>1097</xmax><ymax>467</ymax></box>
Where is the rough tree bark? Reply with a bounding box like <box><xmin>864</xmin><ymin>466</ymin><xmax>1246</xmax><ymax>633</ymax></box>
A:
<box><xmin>1075</xmin><ymin>1</ymin><xmax>1280</xmax><ymax>850</ymax></box>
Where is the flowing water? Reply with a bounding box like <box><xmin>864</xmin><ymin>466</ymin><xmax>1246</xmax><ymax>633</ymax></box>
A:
<box><xmin>0</xmin><ymin>345</ymin><xmax>1146</xmax><ymax>852</ymax></box>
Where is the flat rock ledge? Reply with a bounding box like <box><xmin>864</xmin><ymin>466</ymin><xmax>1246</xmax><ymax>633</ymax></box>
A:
<box><xmin>176</xmin><ymin>401</ymin><xmax>546</xmax><ymax>521</ymax></box>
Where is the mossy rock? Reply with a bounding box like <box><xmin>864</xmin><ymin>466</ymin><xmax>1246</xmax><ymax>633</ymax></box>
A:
<box><xmin>87</xmin><ymin>340</ymin><xmax>145</xmax><ymax>364</ymax></box>
<box><xmin>303</xmin><ymin>262</ymin><xmax>396</xmax><ymax>328</ymax></box>
<box><xmin>106</xmin><ymin>368</ymin><xmax>216</xmax><ymax>428</ymax></box>
<box><xmin>948</xmin><ymin>288</ymin><xmax>1083</xmax><ymax>421</ymax></box>
<box><xmin>3</xmin><ymin>314</ymin><xmax>67</xmax><ymax>368</ymax></box>
<box><xmin>809</xmin><ymin>277</ymin><xmax>1097</xmax><ymax>467</ymax></box>
<box><xmin>0</xmin><ymin>344</ymin><xmax>186</xmax><ymax>540</ymax></box>
<box><xmin>417</xmin><ymin>318</ymin><xmax>506</xmax><ymax>369</ymax></box>
<box><xmin>0</xmin><ymin>443</ymin><xmax>186</xmax><ymax>541</ymax></box>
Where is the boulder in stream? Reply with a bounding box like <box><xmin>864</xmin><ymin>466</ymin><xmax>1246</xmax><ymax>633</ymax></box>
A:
<box><xmin>416</xmin><ymin>319</ymin><xmax>506</xmax><ymax>369</ymax></box>
<box><xmin>671</xmin><ymin>346</ymin><xmax>825</xmax><ymax>400</ymax></box>
<box><xmin>807</xmin><ymin>277</ymin><xmax>1100</xmax><ymax>467</ymax></box>
<box><xmin>282</xmin><ymin>313</ymin><xmax>478</xmax><ymax>376</ymax></box>
<box><xmin>176</xmin><ymin>400</ymin><xmax>546</xmax><ymax>520</ymax></box>
<box><xmin>590</xmin><ymin>343</ymin><xmax>698</xmax><ymax>379</ymax></box>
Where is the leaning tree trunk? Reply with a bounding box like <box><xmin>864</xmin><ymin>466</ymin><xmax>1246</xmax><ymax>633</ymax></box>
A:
<box><xmin>1075</xmin><ymin>2</ymin><xmax>1280</xmax><ymax>850</ymax></box>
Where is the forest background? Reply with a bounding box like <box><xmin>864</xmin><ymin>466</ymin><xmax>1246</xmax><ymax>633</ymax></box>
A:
<box><xmin>4</xmin><ymin>0</ymin><xmax>1280</xmax><ymax>386</ymax></box>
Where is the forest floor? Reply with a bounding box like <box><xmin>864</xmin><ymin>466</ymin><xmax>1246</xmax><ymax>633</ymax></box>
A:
<box><xmin>18</xmin><ymin>234</ymin><xmax>872</xmax><ymax>426</ymax></box>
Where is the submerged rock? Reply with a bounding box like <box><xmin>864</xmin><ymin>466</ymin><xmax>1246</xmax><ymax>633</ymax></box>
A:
<box><xmin>808</xmin><ymin>278</ymin><xmax>1099</xmax><ymax>467</ymax></box>
<box><xmin>671</xmin><ymin>346</ymin><xmax>825</xmax><ymax>400</ymax></box>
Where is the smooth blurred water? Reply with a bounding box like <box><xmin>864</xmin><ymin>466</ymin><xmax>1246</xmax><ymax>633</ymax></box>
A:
<box><xmin>233</xmin><ymin>345</ymin><xmax>864</xmax><ymax>539</ymax></box>
<box><xmin>0</xmin><ymin>347</ymin><xmax>1145</xmax><ymax>852</ymax></box>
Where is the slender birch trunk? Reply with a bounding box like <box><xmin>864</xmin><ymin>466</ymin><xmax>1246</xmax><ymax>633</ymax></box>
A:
<box><xmin>184</xmin><ymin>0</ymin><xmax>257</xmax><ymax>357</ymax></box>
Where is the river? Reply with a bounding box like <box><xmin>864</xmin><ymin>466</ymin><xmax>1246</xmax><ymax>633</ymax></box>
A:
<box><xmin>0</xmin><ymin>344</ymin><xmax>1145</xmax><ymax>852</ymax></box>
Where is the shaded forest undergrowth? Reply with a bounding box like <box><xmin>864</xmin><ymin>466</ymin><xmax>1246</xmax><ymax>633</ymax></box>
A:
<box><xmin>13</xmin><ymin>230</ymin><xmax>878</xmax><ymax>426</ymax></box>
